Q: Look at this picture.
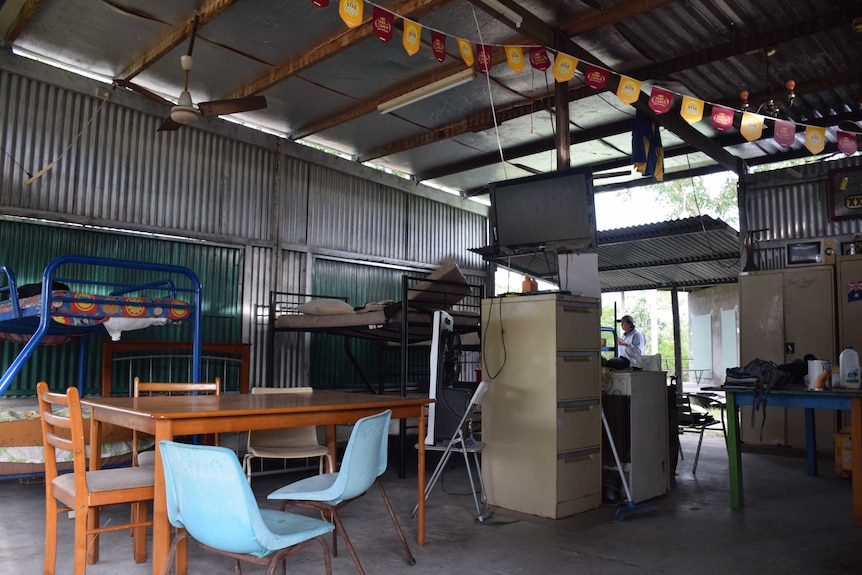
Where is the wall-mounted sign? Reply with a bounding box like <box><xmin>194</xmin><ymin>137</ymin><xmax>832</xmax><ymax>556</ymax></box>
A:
<box><xmin>829</xmin><ymin>166</ymin><xmax>862</xmax><ymax>221</ymax></box>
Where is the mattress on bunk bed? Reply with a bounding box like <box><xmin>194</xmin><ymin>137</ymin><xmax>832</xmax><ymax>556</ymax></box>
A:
<box><xmin>0</xmin><ymin>290</ymin><xmax>192</xmax><ymax>343</ymax></box>
<box><xmin>0</xmin><ymin>398</ymin><xmax>152</xmax><ymax>476</ymax></box>
<box><xmin>274</xmin><ymin>258</ymin><xmax>478</xmax><ymax>336</ymax></box>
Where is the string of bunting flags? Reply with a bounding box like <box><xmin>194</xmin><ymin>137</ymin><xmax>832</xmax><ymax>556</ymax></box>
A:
<box><xmin>310</xmin><ymin>0</ymin><xmax>860</xmax><ymax>158</ymax></box>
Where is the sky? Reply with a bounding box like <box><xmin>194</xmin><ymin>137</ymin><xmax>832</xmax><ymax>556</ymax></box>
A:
<box><xmin>594</xmin><ymin>187</ymin><xmax>668</xmax><ymax>231</ymax></box>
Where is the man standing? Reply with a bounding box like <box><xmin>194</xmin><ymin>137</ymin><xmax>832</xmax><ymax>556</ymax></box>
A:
<box><xmin>617</xmin><ymin>314</ymin><xmax>645</xmax><ymax>368</ymax></box>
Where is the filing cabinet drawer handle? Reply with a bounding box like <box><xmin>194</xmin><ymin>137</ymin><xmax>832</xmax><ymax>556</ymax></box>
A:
<box><xmin>558</xmin><ymin>399</ymin><xmax>599</xmax><ymax>410</ymax></box>
<box><xmin>563</xmin><ymin>454</ymin><xmax>595</xmax><ymax>464</ymax></box>
<box><xmin>563</xmin><ymin>405</ymin><xmax>595</xmax><ymax>413</ymax></box>
<box><xmin>562</xmin><ymin>356</ymin><xmax>592</xmax><ymax>363</ymax></box>
<box><xmin>558</xmin><ymin>446</ymin><xmax>599</xmax><ymax>461</ymax></box>
<box><xmin>561</xmin><ymin>305</ymin><xmax>592</xmax><ymax>314</ymax></box>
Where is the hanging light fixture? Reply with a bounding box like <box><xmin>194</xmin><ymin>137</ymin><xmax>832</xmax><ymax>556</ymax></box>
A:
<box><xmin>739</xmin><ymin>47</ymin><xmax>795</xmax><ymax>117</ymax></box>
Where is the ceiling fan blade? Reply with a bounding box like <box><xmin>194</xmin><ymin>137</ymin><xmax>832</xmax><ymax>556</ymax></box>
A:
<box><xmin>115</xmin><ymin>78</ymin><xmax>173</xmax><ymax>107</ymax></box>
<box><xmin>157</xmin><ymin>116</ymin><xmax>183</xmax><ymax>132</ymax></box>
<box><xmin>198</xmin><ymin>95</ymin><xmax>267</xmax><ymax>117</ymax></box>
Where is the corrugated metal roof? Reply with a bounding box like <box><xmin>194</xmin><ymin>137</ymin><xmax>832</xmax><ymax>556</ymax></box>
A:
<box><xmin>1</xmin><ymin>0</ymin><xmax>858</xmax><ymax>195</ymax></box>
<box><xmin>475</xmin><ymin>215</ymin><xmax>740</xmax><ymax>291</ymax></box>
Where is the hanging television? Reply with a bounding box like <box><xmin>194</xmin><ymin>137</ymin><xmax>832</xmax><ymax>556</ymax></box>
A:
<box><xmin>490</xmin><ymin>167</ymin><xmax>596</xmax><ymax>251</ymax></box>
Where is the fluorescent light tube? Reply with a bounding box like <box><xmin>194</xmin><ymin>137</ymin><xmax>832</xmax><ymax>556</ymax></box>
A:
<box><xmin>11</xmin><ymin>45</ymin><xmax>114</xmax><ymax>85</ymax></box>
<box><xmin>378</xmin><ymin>68</ymin><xmax>477</xmax><ymax>115</ymax></box>
<box><xmin>477</xmin><ymin>0</ymin><xmax>524</xmax><ymax>28</ymax></box>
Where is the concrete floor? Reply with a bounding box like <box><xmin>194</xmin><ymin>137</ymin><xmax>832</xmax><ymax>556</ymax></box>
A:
<box><xmin>2</xmin><ymin>433</ymin><xmax>861</xmax><ymax>575</ymax></box>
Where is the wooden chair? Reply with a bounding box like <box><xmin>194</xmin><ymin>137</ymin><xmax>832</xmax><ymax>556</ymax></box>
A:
<box><xmin>133</xmin><ymin>376</ymin><xmax>221</xmax><ymax>467</ymax></box>
<box><xmin>37</xmin><ymin>381</ymin><xmax>154</xmax><ymax>575</ymax></box>
<box><xmin>242</xmin><ymin>386</ymin><xmax>333</xmax><ymax>482</ymax></box>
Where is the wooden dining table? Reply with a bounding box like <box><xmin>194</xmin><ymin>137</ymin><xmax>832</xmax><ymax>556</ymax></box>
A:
<box><xmin>83</xmin><ymin>390</ymin><xmax>432</xmax><ymax>575</ymax></box>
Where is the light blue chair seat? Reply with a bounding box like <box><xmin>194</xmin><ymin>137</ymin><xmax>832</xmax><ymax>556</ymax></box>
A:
<box><xmin>159</xmin><ymin>440</ymin><xmax>334</xmax><ymax>575</ymax></box>
<box><xmin>268</xmin><ymin>409</ymin><xmax>415</xmax><ymax>575</ymax></box>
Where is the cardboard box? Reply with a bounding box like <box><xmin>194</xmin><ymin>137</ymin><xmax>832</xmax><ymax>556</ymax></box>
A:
<box><xmin>834</xmin><ymin>426</ymin><xmax>852</xmax><ymax>478</ymax></box>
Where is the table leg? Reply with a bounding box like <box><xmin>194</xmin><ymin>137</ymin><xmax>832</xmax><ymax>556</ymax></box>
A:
<box><xmin>417</xmin><ymin>407</ymin><xmax>426</xmax><ymax>546</ymax></box>
<box><xmin>725</xmin><ymin>392</ymin><xmax>743</xmax><ymax>508</ymax></box>
<box><xmin>852</xmin><ymin>397</ymin><xmax>862</xmax><ymax>526</ymax></box>
<box><xmin>151</xmin><ymin>422</ymin><xmax>181</xmax><ymax>575</ymax></box>
<box><xmin>804</xmin><ymin>408</ymin><xmax>817</xmax><ymax>476</ymax></box>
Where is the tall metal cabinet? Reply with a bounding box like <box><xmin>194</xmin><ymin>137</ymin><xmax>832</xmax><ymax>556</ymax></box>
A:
<box><xmin>738</xmin><ymin>266</ymin><xmax>836</xmax><ymax>448</ymax></box>
<box><xmin>481</xmin><ymin>293</ymin><xmax>602</xmax><ymax>519</ymax></box>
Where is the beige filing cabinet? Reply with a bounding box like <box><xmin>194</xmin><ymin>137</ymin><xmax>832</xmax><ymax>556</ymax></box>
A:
<box><xmin>481</xmin><ymin>293</ymin><xmax>601</xmax><ymax>519</ymax></box>
<box><xmin>738</xmin><ymin>266</ymin><xmax>836</xmax><ymax>448</ymax></box>
<box><xmin>604</xmin><ymin>370</ymin><xmax>669</xmax><ymax>503</ymax></box>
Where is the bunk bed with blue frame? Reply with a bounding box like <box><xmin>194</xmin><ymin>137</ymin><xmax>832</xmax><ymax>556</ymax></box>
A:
<box><xmin>0</xmin><ymin>254</ymin><xmax>203</xmax><ymax>479</ymax></box>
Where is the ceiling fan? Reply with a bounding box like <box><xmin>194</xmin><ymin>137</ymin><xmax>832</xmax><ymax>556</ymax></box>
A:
<box><xmin>116</xmin><ymin>15</ymin><xmax>266</xmax><ymax>132</ymax></box>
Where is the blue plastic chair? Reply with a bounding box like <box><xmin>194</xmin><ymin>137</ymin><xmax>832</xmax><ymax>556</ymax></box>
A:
<box><xmin>268</xmin><ymin>409</ymin><xmax>415</xmax><ymax>575</ymax></box>
<box><xmin>158</xmin><ymin>440</ymin><xmax>334</xmax><ymax>575</ymax></box>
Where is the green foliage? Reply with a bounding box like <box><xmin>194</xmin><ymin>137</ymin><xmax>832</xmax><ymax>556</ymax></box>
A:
<box><xmin>614</xmin><ymin>174</ymin><xmax>739</xmax><ymax>229</ymax></box>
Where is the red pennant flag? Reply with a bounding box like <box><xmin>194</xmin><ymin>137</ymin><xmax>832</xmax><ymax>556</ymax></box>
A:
<box><xmin>431</xmin><ymin>31</ymin><xmax>446</xmax><ymax>63</ymax></box>
<box><xmin>773</xmin><ymin>119</ymin><xmax>796</xmax><ymax>147</ymax></box>
<box><xmin>529</xmin><ymin>46</ymin><xmax>550</xmax><ymax>71</ymax></box>
<box><xmin>710</xmin><ymin>106</ymin><xmax>734</xmax><ymax>132</ymax></box>
<box><xmin>583</xmin><ymin>65</ymin><xmax>608</xmax><ymax>90</ymax></box>
<box><xmin>310</xmin><ymin>0</ymin><xmax>329</xmax><ymax>6</ymax></box>
<box><xmin>477</xmin><ymin>44</ymin><xmax>493</xmax><ymax>73</ymax></box>
<box><xmin>648</xmin><ymin>87</ymin><xmax>673</xmax><ymax>114</ymax></box>
<box><xmin>372</xmin><ymin>7</ymin><xmax>393</xmax><ymax>43</ymax></box>
<box><xmin>838</xmin><ymin>131</ymin><xmax>858</xmax><ymax>156</ymax></box>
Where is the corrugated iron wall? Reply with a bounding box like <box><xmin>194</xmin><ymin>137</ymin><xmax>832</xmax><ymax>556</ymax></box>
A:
<box><xmin>0</xmin><ymin>69</ymin><xmax>278</xmax><ymax>242</ymax></box>
<box><xmin>743</xmin><ymin>156</ymin><xmax>862</xmax><ymax>270</ymax></box>
<box><xmin>1</xmin><ymin>67</ymin><xmax>489</xmax><ymax>395</ymax></box>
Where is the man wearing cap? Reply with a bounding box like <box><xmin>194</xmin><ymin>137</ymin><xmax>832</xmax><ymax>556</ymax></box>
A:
<box><xmin>617</xmin><ymin>314</ymin><xmax>645</xmax><ymax>368</ymax></box>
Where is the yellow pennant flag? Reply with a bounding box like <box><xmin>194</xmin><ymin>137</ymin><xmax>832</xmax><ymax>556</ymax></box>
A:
<box><xmin>402</xmin><ymin>20</ymin><xmax>422</xmax><ymax>56</ymax></box>
<box><xmin>805</xmin><ymin>125</ymin><xmax>826</xmax><ymax>155</ymax></box>
<box><xmin>616</xmin><ymin>76</ymin><xmax>642</xmax><ymax>105</ymax></box>
<box><xmin>339</xmin><ymin>0</ymin><xmax>363</xmax><ymax>28</ymax></box>
<box><xmin>680</xmin><ymin>95</ymin><xmax>704</xmax><ymax>124</ymax></box>
<box><xmin>457</xmin><ymin>38</ymin><xmax>474</xmax><ymax>67</ymax></box>
<box><xmin>505</xmin><ymin>46</ymin><xmax>525</xmax><ymax>74</ymax></box>
<box><xmin>552</xmin><ymin>53</ymin><xmax>578</xmax><ymax>83</ymax></box>
<box><xmin>740</xmin><ymin>112</ymin><xmax>764</xmax><ymax>142</ymax></box>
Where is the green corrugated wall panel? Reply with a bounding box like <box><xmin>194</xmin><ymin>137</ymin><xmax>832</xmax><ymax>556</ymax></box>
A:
<box><xmin>0</xmin><ymin>220</ymin><xmax>242</xmax><ymax>396</ymax></box>
<box><xmin>309</xmin><ymin>259</ymin><xmax>431</xmax><ymax>391</ymax></box>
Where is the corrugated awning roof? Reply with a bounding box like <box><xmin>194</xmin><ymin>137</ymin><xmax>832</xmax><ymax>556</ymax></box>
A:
<box><xmin>473</xmin><ymin>215</ymin><xmax>740</xmax><ymax>292</ymax></box>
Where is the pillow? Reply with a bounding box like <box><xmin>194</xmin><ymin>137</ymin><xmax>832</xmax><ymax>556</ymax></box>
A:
<box><xmin>408</xmin><ymin>259</ymin><xmax>472</xmax><ymax>308</ymax></box>
<box><xmin>297</xmin><ymin>299</ymin><xmax>355</xmax><ymax>316</ymax></box>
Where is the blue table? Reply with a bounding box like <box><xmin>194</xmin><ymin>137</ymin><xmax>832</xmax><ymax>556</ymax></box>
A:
<box><xmin>704</xmin><ymin>385</ymin><xmax>862</xmax><ymax>526</ymax></box>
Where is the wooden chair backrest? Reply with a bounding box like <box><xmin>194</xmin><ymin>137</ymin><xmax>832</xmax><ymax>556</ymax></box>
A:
<box><xmin>36</xmin><ymin>381</ymin><xmax>88</xmax><ymax>496</ymax></box>
<box><xmin>132</xmin><ymin>377</ymin><xmax>222</xmax><ymax>463</ymax></box>
<box><xmin>133</xmin><ymin>378</ymin><xmax>221</xmax><ymax>396</ymax></box>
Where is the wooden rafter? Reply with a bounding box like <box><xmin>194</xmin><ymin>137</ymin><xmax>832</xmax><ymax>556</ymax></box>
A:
<box><xmin>1</xmin><ymin>0</ymin><xmax>43</xmax><ymax>43</ymax></box>
<box><xmin>226</xmin><ymin>0</ymin><xmax>451</xmax><ymax>100</ymax></box>
<box><xmin>117</xmin><ymin>0</ymin><xmax>238</xmax><ymax>81</ymax></box>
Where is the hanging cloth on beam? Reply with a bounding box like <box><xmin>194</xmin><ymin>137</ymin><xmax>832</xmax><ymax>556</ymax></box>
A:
<box><xmin>632</xmin><ymin>111</ymin><xmax>664</xmax><ymax>181</ymax></box>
